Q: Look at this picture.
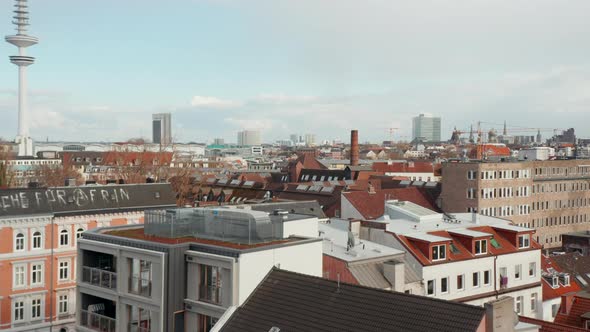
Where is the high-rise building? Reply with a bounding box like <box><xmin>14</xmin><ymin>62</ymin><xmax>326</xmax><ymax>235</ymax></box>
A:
<box><xmin>152</xmin><ymin>113</ymin><xmax>172</xmax><ymax>145</ymax></box>
<box><xmin>412</xmin><ymin>114</ymin><xmax>441</xmax><ymax>142</ymax></box>
<box><xmin>304</xmin><ymin>134</ymin><xmax>316</xmax><ymax>146</ymax></box>
<box><xmin>237</xmin><ymin>130</ymin><xmax>261</xmax><ymax>146</ymax></box>
<box><xmin>6</xmin><ymin>0</ymin><xmax>38</xmax><ymax>156</ymax></box>
<box><xmin>289</xmin><ymin>134</ymin><xmax>298</xmax><ymax>145</ymax></box>
<box><xmin>441</xmin><ymin>159</ymin><xmax>590</xmax><ymax>248</ymax></box>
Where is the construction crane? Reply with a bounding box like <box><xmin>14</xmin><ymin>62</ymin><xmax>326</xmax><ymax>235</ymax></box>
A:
<box><xmin>379</xmin><ymin>127</ymin><xmax>400</xmax><ymax>143</ymax></box>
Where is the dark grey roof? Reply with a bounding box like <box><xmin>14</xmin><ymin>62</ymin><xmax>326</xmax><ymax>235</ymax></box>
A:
<box><xmin>220</xmin><ymin>268</ymin><xmax>485</xmax><ymax>332</ymax></box>
<box><xmin>0</xmin><ymin>183</ymin><xmax>176</xmax><ymax>217</ymax></box>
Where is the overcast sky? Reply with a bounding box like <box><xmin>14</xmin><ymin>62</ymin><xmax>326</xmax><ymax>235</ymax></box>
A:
<box><xmin>1</xmin><ymin>0</ymin><xmax>589</xmax><ymax>144</ymax></box>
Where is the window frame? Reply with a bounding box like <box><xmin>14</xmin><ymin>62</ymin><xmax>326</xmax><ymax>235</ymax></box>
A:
<box><xmin>472</xmin><ymin>272</ymin><xmax>480</xmax><ymax>288</ymax></box>
<box><xmin>32</xmin><ymin>231</ymin><xmax>43</xmax><ymax>250</ymax></box>
<box><xmin>483</xmin><ymin>270</ymin><xmax>491</xmax><ymax>286</ymax></box>
<box><xmin>440</xmin><ymin>277</ymin><xmax>449</xmax><ymax>294</ymax></box>
<box><xmin>457</xmin><ymin>274</ymin><xmax>465</xmax><ymax>291</ymax></box>
<box><xmin>427</xmin><ymin>279</ymin><xmax>435</xmax><ymax>295</ymax></box>
<box><xmin>529</xmin><ymin>262</ymin><xmax>536</xmax><ymax>277</ymax></box>
<box><xmin>13</xmin><ymin>263</ymin><xmax>27</xmax><ymax>289</ymax></box>
<box><xmin>515</xmin><ymin>264</ymin><xmax>522</xmax><ymax>280</ymax></box>
<box><xmin>59</xmin><ymin>229</ymin><xmax>70</xmax><ymax>247</ymax></box>
<box><xmin>31</xmin><ymin>296</ymin><xmax>42</xmax><ymax>320</ymax></box>
<box><xmin>431</xmin><ymin>244</ymin><xmax>447</xmax><ymax>261</ymax></box>
<box><xmin>58</xmin><ymin>259</ymin><xmax>70</xmax><ymax>281</ymax></box>
<box><xmin>14</xmin><ymin>232</ymin><xmax>26</xmax><ymax>252</ymax></box>
<box><xmin>31</xmin><ymin>262</ymin><xmax>44</xmax><ymax>287</ymax></box>
<box><xmin>531</xmin><ymin>293</ymin><xmax>537</xmax><ymax>312</ymax></box>
<box><xmin>58</xmin><ymin>294</ymin><xmax>69</xmax><ymax>314</ymax></box>
<box><xmin>13</xmin><ymin>299</ymin><xmax>25</xmax><ymax>322</ymax></box>
<box><xmin>518</xmin><ymin>234</ymin><xmax>531</xmax><ymax>248</ymax></box>
<box><xmin>474</xmin><ymin>239</ymin><xmax>488</xmax><ymax>255</ymax></box>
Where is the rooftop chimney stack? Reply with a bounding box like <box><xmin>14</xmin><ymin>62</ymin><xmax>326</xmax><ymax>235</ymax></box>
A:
<box><xmin>350</xmin><ymin>130</ymin><xmax>359</xmax><ymax>166</ymax></box>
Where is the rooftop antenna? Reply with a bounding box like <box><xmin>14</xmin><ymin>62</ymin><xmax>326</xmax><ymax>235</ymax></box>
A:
<box><xmin>5</xmin><ymin>0</ymin><xmax>38</xmax><ymax>156</ymax></box>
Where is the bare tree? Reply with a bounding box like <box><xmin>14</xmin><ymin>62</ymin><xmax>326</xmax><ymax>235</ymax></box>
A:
<box><xmin>35</xmin><ymin>164</ymin><xmax>83</xmax><ymax>187</ymax></box>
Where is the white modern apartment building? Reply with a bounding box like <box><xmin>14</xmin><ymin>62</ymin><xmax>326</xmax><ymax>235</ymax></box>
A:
<box><xmin>412</xmin><ymin>114</ymin><xmax>441</xmax><ymax>142</ymax></box>
<box><xmin>236</xmin><ymin>131</ymin><xmax>261</xmax><ymax>147</ymax></box>
<box><xmin>360</xmin><ymin>200</ymin><xmax>543</xmax><ymax>319</ymax></box>
<box><xmin>76</xmin><ymin>207</ymin><xmax>321</xmax><ymax>332</ymax></box>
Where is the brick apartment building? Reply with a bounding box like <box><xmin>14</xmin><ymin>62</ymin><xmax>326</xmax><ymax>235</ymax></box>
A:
<box><xmin>441</xmin><ymin>159</ymin><xmax>590</xmax><ymax>248</ymax></box>
<box><xmin>0</xmin><ymin>183</ymin><xmax>175</xmax><ymax>331</ymax></box>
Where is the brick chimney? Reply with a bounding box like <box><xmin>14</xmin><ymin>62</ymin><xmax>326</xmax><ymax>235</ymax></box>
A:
<box><xmin>350</xmin><ymin>130</ymin><xmax>359</xmax><ymax>166</ymax></box>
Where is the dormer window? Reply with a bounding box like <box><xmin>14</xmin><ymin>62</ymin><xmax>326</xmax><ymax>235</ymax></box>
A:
<box><xmin>475</xmin><ymin>239</ymin><xmax>488</xmax><ymax>255</ymax></box>
<box><xmin>432</xmin><ymin>244</ymin><xmax>446</xmax><ymax>261</ymax></box>
<box><xmin>551</xmin><ymin>276</ymin><xmax>559</xmax><ymax>288</ymax></box>
<box><xmin>518</xmin><ymin>234</ymin><xmax>530</xmax><ymax>248</ymax></box>
<box><xmin>560</xmin><ymin>274</ymin><xmax>570</xmax><ymax>286</ymax></box>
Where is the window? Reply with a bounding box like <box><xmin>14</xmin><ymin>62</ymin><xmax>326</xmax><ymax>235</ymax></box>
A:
<box><xmin>59</xmin><ymin>260</ymin><xmax>69</xmax><ymax>281</ymax></box>
<box><xmin>515</xmin><ymin>264</ymin><xmax>522</xmax><ymax>280</ymax></box>
<box><xmin>518</xmin><ymin>234</ymin><xmax>530</xmax><ymax>248</ymax></box>
<box><xmin>529</xmin><ymin>262</ymin><xmax>536</xmax><ymax>277</ymax></box>
<box><xmin>15</xmin><ymin>232</ymin><xmax>25</xmax><ymax>251</ymax></box>
<box><xmin>32</xmin><ymin>231</ymin><xmax>42</xmax><ymax>249</ymax></box>
<box><xmin>467</xmin><ymin>170</ymin><xmax>477</xmax><ymax>180</ymax></box>
<box><xmin>457</xmin><ymin>274</ymin><xmax>465</xmax><ymax>291</ymax></box>
<box><xmin>31</xmin><ymin>297</ymin><xmax>42</xmax><ymax>319</ymax></box>
<box><xmin>58</xmin><ymin>294</ymin><xmax>69</xmax><ymax>314</ymax></box>
<box><xmin>467</xmin><ymin>188</ymin><xmax>477</xmax><ymax>199</ymax></box>
<box><xmin>60</xmin><ymin>229</ymin><xmax>69</xmax><ymax>246</ymax></box>
<box><xmin>432</xmin><ymin>244</ymin><xmax>446</xmax><ymax>261</ymax></box>
<box><xmin>31</xmin><ymin>263</ymin><xmax>43</xmax><ymax>286</ymax></box>
<box><xmin>561</xmin><ymin>274</ymin><xmax>570</xmax><ymax>286</ymax></box>
<box><xmin>473</xmin><ymin>272</ymin><xmax>480</xmax><ymax>287</ymax></box>
<box><xmin>515</xmin><ymin>296</ymin><xmax>523</xmax><ymax>314</ymax></box>
<box><xmin>427</xmin><ymin>279</ymin><xmax>435</xmax><ymax>295</ymax></box>
<box><xmin>531</xmin><ymin>293</ymin><xmax>537</xmax><ymax>312</ymax></box>
<box><xmin>76</xmin><ymin>228</ymin><xmax>85</xmax><ymax>240</ymax></box>
<box><xmin>483</xmin><ymin>270</ymin><xmax>491</xmax><ymax>286</ymax></box>
<box><xmin>475</xmin><ymin>239</ymin><xmax>487</xmax><ymax>255</ymax></box>
<box><xmin>13</xmin><ymin>264</ymin><xmax>26</xmax><ymax>288</ymax></box>
<box><xmin>441</xmin><ymin>277</ymin><xmax>449</xmax><ymax>294</ymax></box>
<box><xmin>199</xmin><ymin>264</ymin><xmax>222</xmax><ymax>303</ymax></box>
<box><xmin>13</xmin><ymin>300</ymin><xmax>24</xmax><ymax>322</ymax></box>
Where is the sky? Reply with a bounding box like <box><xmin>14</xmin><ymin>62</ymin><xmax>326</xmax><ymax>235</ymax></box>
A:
<box><xmin>1</xmin><ymin>0</ymin><xmax>590</xmax><ymax>144</ymax></box>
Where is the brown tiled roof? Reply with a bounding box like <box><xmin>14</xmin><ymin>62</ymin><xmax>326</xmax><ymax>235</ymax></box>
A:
<box><xmin>519</xmin><ymin>316</ymin><xmax>587</xmax><ymax>332</ymax></box>
<box><xmin>220</xmin><ymin>268</ymin><xmax>486</xmax><ymax>332</ymax></box>
<box><xmin>298</xmin><ymin>153</ymin><xmax>328</xmax><ymax>170</ymax></box>
<box><xmin>342</xmin><ymin>187</ymin><xmax>439</xmax><ymax>219</ymax></box>
<box><xmin>554</xmin><ymin>295</ymin><xmax>590</xmax><ymax>328</ymax></box>
<box><xmin>393</xmin><ymin>225</ymin><xmax>542</xmax><ymax>266</ymax></box>
<box><xmin>541</xmin><ymin>255</ymin><xmax>582</xmax><ymax>301</ymax></box>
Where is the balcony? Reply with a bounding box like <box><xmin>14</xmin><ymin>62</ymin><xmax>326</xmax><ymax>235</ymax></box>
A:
<box><xmin>80</xmin><ymin>310</ymin><xmax>116</xmax><ymax>332</ymax></box>
<box><xmin>129</xmin><ymin>276</ymin><xmax>152</xmax><ymax>297</ymax></box>
<box><xmin>82</xmin><ymin>266</ymin><xmax>117</xmax><ymax>290</ymax></box>
<box><xmin>199</xmin><ymin>284</ymin><xmax>222</xmax><ymax>304</ymax></box>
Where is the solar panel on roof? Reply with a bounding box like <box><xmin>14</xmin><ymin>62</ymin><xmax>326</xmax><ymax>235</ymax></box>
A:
<box><xmin>296</xmin><ymin>185</ymin><xmax>309</xmax><ymax>191</ymax></box>
<box><xmin>412</xmin><ymin>181</ymin><xmax>425</xmax><ymax>186</ymax></box>
<box><xmin>243</xmin><ymin>181</ymin><xmax>255</xmax><ymax>186</ymax></box>
<box><xmin>425</xmin><ymin>182</ymin><xmax>437</xmax><ymax>188</ymax></box>
<box><xmin>399</xmin><ymin>180</ymin><xmax>411</xmax><ymax>186</ymax></box>
<box><xmin>230</xmin><ymin>180</ymin><xmax>241</xmax><ymax>185</ymax></box>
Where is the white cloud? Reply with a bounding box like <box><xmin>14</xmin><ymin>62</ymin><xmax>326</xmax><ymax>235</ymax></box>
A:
<box><xmin>190</xmin><ymin>96</ymin><xmax>241</xmax><ymax>109</ymax></box>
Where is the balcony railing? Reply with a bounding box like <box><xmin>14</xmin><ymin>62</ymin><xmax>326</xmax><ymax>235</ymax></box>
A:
<box><xmin>129</xmin><ymin>276</ymin><xmax>152</xmax><ymax>297</ymax></box>
<box><xmin>82</xmin><ymin>266</ymin><xmax>117</xmax><ymax>290</ymax></box>
<box><xmin>80</xmin><ymin>310</ymin><xmax>116</xmax><ymax>332</ymax></box>
<box><xmin>199</xmin><ymin>284</ymin><xmax>222</xmax><ymax>304</ymax></box>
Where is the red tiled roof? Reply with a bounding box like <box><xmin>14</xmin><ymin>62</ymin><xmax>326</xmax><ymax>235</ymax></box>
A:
<box><xmin>342</xmin><ymin>187</ymin><xmax>439</xmax><ymax>219</ymax></box>
<box><xmin>393</xmin><ymin>225</ymin><xmax>541</xmax><ymax>266</ymax></box>
<box><xmin>519</xmin><ymin>316</ymin><xmax>587</xmax><ymax>332</ymax></box>
<box><xmin>297</xmin><ymin>154</ymin><xmax>327</xmax><ymax>170</ymax></box>
<box><xmin>554</xmin><ymin>296</ymin><xmax>590</xmax><ymax>328</ymax></box>
<box><xmin>541</xmin><ymin>255</ymin><xmax>582</xmax><ymax>301</ymax></box>
<box><xmin>469</xmin><ymin>144</ymin><xmax>511</xmax><ymax>159</ymax></box>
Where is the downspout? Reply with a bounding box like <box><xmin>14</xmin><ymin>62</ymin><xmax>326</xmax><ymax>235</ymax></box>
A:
<box><xmin>494</xmin><ymin>255</ymin><xmax>498</xmax><ymax>299</ymax></box>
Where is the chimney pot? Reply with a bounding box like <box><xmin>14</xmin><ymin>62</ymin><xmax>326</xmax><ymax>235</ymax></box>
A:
<box><xmin>351</xmin><ymin>130</ymin><xmax>359</xmax><ymax>167</ymax></box>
